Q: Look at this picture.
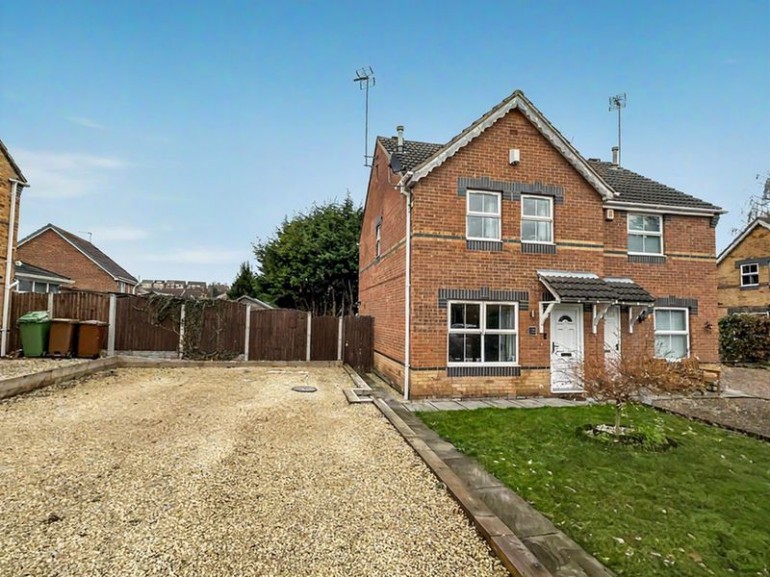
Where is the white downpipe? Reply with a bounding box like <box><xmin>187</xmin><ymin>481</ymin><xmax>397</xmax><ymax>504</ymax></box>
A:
<box><xmin>1</xmin><ymin>180</ymin><xmax>21</xmax><ymax>357</ymax></box>
<box><xmin>399</xmin><ymin>171</ymin><xmax>414</xmax><ymax>400</ymax></box>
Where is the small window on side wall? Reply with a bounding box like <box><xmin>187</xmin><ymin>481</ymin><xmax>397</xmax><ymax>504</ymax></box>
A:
<box><xmin>467</xmin><ymin>191</ymin><xmax>501</xmax><ymax>241</ymax></box>
<box><xmin>375</xmin><ymin>222</ymin><xmax>382</xmax><ymax>258</ymax></box>
<box><xmin>740</xmin><ymin>263</ymin><xmax>759</xmax><ymax>287</ymax></box>
<box><xmin>521</xmin><ymin>195</ymin><xmax>553</xmax><ymax>243</ymax></box>
<box><xmin>628</xmin><ymin>213</ymin><xmax>663</xmax><ymax>255</ymax></box>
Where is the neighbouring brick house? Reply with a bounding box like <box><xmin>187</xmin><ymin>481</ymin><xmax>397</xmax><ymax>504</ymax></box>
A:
<box><xmin>18</xmin><ymin>224</ymin><xmax>138</xmax><ymax>293</ymax></box>
<box><xmin>359</xmin><ymin>90</ymin><xmax>724</xmax><ymax>399</ymax></box>
<box><xmin>717</xmin><ymin>216</ymin><xmax>770</xmax><ymax>316</ymax></box>
<box><xmin>0</xmin><ymin>139</ymin><xmax>27</xmax><ymax>354</ymax></box>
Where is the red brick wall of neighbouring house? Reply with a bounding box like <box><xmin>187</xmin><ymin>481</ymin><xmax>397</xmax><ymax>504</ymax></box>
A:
<box><xmin>0</xmin><ymin>150</ymin><xmax>23</xmax><ymax>326</ymax></box>
<box><xmin>358</xmin><ymin>144</ymin><xmax>409</xmax><ymax>389</ymax></box>
<box><xmin>361</xmin><ymin>107</ymin><xmax>719</xmax><ymax>399</ymax></box>
<box><xmin>18</xmin><ymin>230</ymin><xmax>120</xmax><ymax>293</ymax></box>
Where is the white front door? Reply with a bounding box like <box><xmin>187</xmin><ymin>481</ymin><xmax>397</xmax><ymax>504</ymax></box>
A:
<box><xmin>604</xmin><ymin>306</ymin><xmax>621</xmax><ymax>366</ymax></box>
<box><xmin>550</xmin><ymin>304</ymin><xmax>584</xmax><ymax>392</ymax></box>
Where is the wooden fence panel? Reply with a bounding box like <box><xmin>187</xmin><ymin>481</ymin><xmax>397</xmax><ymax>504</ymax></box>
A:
<box><xmin>343</xmin><ymin>315</ymin><xmax>374</xmax><ymax>371</ymax></box>
<box><xmin>249</xmin><ymin>309</ymin><xmax>307</xmax><ymax>361</ymax></box>
<box><xmin>52</xmin><ymin>291</ymin><xmax>110</xmax><ymax>322</ymax></box>
<box><xmin>114</xmin><ymin>295</ymin><xmax>179</xmax><ymax>352</ymax></box>
<box><xmin>311</xmin><ymin>316</ymin><xmax>339</xmax><ymax>361</ymax></box>
<box><xmin>8</xmin><ymin>293</ymin><xmax>49</xmax><ymax>352</ymax></box>
<box><xmin>193</xmin><ymin>301</ymin><xmax>246</xmax><ymax>359</ymax></box>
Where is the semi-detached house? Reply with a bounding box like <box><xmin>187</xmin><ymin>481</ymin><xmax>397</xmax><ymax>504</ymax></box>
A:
<box><xmin>359</xmin><ymin>90</ymin><xmax>724</xmax><ymax>399</ymax></box>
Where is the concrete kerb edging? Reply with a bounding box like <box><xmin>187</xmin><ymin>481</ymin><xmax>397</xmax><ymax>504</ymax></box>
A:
<box><xmin>372</xmin><ymin>397</ymin><xmax>553</xmax><ymax>577</ymax></box>
<box><xmin>0</xmin><ymin>357</ymin><xmax>343</xmax><ymax>401</ymax></box>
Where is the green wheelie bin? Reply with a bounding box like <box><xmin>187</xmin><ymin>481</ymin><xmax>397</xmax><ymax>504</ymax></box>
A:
<box><xmin>18</xmin><ymin>311</ymin><xmax>52</xmax><ymax>357</ymax></box>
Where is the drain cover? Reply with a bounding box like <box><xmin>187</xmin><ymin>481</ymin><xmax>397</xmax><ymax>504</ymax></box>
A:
<box><xmin>292</xmin><ymin>385</ymin><xmax>317</xmax><ymax>393</ymax></box>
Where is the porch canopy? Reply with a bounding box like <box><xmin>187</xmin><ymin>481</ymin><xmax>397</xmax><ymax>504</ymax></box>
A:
<box><xmin>537</xmin><ymin>270</ymin><xmax>654</xmax><ymax>333</ymax></box>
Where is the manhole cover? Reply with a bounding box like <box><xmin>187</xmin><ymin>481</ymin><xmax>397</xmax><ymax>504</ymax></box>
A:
<box><xmin>292</xmin><ymin>385</ymin><xmax>317</xmax><ymax>393</ymax></box>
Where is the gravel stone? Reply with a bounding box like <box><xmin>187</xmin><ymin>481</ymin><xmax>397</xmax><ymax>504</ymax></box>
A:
<box><xmin>0</xmin><ymin>366</ymin><xmax>508</xmax><ymax>576</ymax></box>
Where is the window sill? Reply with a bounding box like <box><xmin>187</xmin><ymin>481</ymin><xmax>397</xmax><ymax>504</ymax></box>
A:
<box><xmin>466</xmin><ymin>239</ymin><xmax>503</xmax><ymax>252</ymax></box>
<box><xmin>628</xmin><ymin>253</ymin><xmax>667</xmax><ymax>264</ymax></box>
<box><xmin>739</xmin><ymin>284</ymin><xmax>760</xmax><ymax>291</ymax></box>
<box><xmin>521</xmin><ymin>242</ymin><xmax>556</xmax><ymax>254</ymax></box>
<box><xmin>447</xmin><ymin>365</ymin><xmax>521</xmax><ymax>377</ymax></box>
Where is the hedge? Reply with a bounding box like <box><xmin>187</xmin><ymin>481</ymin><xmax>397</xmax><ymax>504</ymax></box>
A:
<box><xmin>719</xmin><ymin>314</ymin><xmax>770</xmax><ymax>363</ymax></box>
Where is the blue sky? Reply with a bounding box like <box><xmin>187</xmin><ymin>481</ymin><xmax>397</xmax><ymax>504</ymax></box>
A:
<box><xmin>2</xmin><ymin>1</ymin><xmax>768</xmax><ymax>284</ymax></box>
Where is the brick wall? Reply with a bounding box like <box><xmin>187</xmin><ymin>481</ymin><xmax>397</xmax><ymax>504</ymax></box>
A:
<box><xmin>358</xmin><ymin>144</ymin><xmax>408</xmax><ymax>390</ymax></box>
<box><xmin>361</xmin><ymin>108</ymin><xmax>720</xmax><ymax>399</ymax></box>
<box><xmin>18</xmin><ymin>230</ymin><xmax>120</xmax><ymax>293</ymax></box>
<box><xmin>717</xmin><ymin>224</ymin><xmax>770</xmax><ymax>316</ymax></box>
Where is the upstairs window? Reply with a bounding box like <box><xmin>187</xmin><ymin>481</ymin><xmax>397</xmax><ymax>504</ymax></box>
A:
<box><xmin>740</xmin><ymin>263</ymin><xmax>759</xmax><ymax>287</ymax></box>
<box><xmin>628</xmin><ymin>214</ymin><xmax>663</xmax><ymax>255</ymax></box>
<box><xmin>448</xmin><ymin>301</ymin><xmax>518</xmax><ymax>365</ymax></box>
<box><xmin>467</xmin><ymin>191</ymin><xmax>501</xmax><ymax>241</ymax></box>
<box><xmin>654</xmin><ymin>308</ymin><xmax>689</xmax><ymax>360</ymax></box>
<box><xmin>375</xmin><ymin>222</ymin><xmax>382</xmax><ymax>258</ymax></box>
<box><xmin>521</xmin><ymin>195</ymin><xmax>553</xmax><ymax>243</ymax></box>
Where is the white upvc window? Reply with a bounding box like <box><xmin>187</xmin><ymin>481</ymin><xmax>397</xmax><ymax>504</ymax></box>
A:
<box><xmin>628</xmin><ymin>213</ymin><xmax>663</xmax><ymax>255</ymax></box>
<box><xmin>467</xmin><ymin>191</ymin><xmax>501</xmax><ymax>241</ymax></box>
<box><xmin>448</xmin><ymin>301</ymin><xmax>518</xmax><ymax>365</ymax></box>
<box><xmin>654</xmin><ymin>308</ymin><xmax>689</xmax><ymax>360</ymax></box>
<box><xmin>375</xmin><ymin>222</ymin><xmax>382</xmax><ymax>258</ymax></box>
<box><xmin>740</xmin><ymin>263</ymin><xmax>759</xmax><ymax>287</ymax></box>
<box><xmin>521</xmin><ymin>195</ymin><xmax>553</xmax><ymax>243</ymax></box>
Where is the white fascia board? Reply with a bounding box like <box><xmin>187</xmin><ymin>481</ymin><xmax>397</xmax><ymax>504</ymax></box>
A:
<box><xmin>604</xmin><ymin>201</ymin><xmax>725</xmax><ymax>217</ymax></box>
<box><xmin>409</xmin><ymin>94</ymin><xmax>616</xmax><ymax>201</ymax></box>
<box><xmin>717</xmin><ymin>219</ymin><xmax>770</xmax><ymax>264</ymax></box>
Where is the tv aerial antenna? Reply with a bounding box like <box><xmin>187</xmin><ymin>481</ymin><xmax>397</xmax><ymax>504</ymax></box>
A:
<box><xmin>608</xmin><ymin>93</ymin><xmax>627</xmax><ymax>166</ymax></box>
<box><xmin>354</xmin><ymin>66</ymin><xmax>375</xmax><ymax>167</ymax></box>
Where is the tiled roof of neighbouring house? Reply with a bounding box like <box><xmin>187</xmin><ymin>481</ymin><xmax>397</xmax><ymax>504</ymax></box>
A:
<box><xmin>20</xmin><ymin>224</ymin><xmax>138</xmax><ymax>284</ymax></box>
<box><xmin>15</xmin><ymin>261</ymin><xmax>72</xmax><ymax>282</ymax></box>
<box><xmin>587</xmin><ymin>160</ymin><xmax>722</xmax><ymax>212</ymax></box>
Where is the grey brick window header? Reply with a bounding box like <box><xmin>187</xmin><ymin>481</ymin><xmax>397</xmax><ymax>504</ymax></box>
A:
<box><xmin>438</xmin><ymin>287</ymin><xmax>529</xmax><ymax>310</ymax></box>
<box><xmin>734</xmin><ymin>256</ymin><xmax>770</xmax><ymax>269</ymax></box>
<box><xmin>655</xmin><ymin>296</ymin><xmax>699</xmax><ymax>315</ymax></box>
<box><xmin>457</xmin><ymin>176</ymin><xmax>565</xmax><ymax>204</ymax></box>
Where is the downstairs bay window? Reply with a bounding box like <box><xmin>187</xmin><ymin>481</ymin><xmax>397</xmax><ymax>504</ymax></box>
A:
<box><xmin>654</xmin><ymin>308</ymin><xmax>689</xmax><ymax>360</ymax></box>
<box><xmin>448</xmin><ymin>302</ymin><xmax>518</xmax><ymax>365</ymax></box>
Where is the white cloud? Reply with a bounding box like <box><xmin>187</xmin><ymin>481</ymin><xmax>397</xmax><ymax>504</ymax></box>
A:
<box><xmin>68</xmin><ymin>116</ymin><xmax>104</xmax><ymax>130</ymax></box>
<box><xmin>143</xmin><ymin>248</ymin><xmax>248</xmax><ymax>264</ymax></box>
<box><xmin>88</xmin><ymin>226</ymin><xmax>150</xmax><ymax>242</ymax></box>
<box><xmin>14</xmin><ymin>149</ymin><xmax>130</xmax><ymax>198</ymax></box>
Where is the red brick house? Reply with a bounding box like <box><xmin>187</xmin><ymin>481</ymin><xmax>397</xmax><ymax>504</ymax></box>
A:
<box><xmin>359</xmin><ymin>90</ymin><xmax>723</xmax><ymax>399</ymax></box>
<box><xmin>18</xmin><ymin>224</ymin><xmax>138</xmax><ymax>293</ymax></box>
<box><xmin>0</xmin><ymin>139</ymin><xmax>28</xmax><ymax>356</ymax></box>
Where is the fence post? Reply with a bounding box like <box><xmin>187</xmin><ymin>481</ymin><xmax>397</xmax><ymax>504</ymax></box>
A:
<box><xmin>178</xmin><ymin>303</ymin><xmax>186</xmax><ymax>359</ymax></box>
<box><xmin>244</xmin><ymin>305</ymin><xmax>251</xmax><ymax>361</ymax></box>
<box><xmin>306</xmin><ymin>311</ymin><xmax>312</xmax><ymax>362</ymax></box>
<box><xmin>107</xmin><ymin>294</ymin><xmax>116</xmax><ymax>356</ymax></box>
<box><xmin>337</xmin><ymin>316</ymin><xmax>344</xmax><ymax>362</ymax></box>
<box><xmin>47</xmin><ymin>293</ymin><xmax>54</xmax><ymax>317</ymax></box>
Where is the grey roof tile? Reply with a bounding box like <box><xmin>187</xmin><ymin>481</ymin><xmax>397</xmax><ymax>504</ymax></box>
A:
<box><xmin>588</xmin><ymin>160</ymin><xmax>722</xmax><ymax>212</ymax></box>
<box><xmin>539</xmin><ymin>272</ymin><xmax>654</xmax><ymax>304</ymax></box>
<box><xmin>377</xmin><ymin>137</ymin><xmax>443</xmax><ymax>172</ymax></box>
<box><xmin>15</xmin><ymin>261</ymin><xmax>72</xmax><ymax>281</ymax></box>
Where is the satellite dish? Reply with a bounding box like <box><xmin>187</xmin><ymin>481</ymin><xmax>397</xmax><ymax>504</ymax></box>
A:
<box><xmin>390</xmin><ymin>156</ymin><xmax>403</xmax><ymax>173</ymax></box>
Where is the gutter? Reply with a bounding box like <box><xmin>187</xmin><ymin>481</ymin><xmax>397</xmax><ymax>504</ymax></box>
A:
<box><xmin>2</xmin><ymin>179</ymin><xmax>26</xmax><ymax>357</ymax></box>
<box><xmin>398</xmin><ymin>170</ymin><xmax>414</xmax><ymax>401</ymax></box>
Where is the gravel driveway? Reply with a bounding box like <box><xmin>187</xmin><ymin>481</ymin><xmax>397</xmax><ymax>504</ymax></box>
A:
<box><xmin>0</xmin><ymin>366</ymin><xmax>506</xmax><ymax>576</ymax></box>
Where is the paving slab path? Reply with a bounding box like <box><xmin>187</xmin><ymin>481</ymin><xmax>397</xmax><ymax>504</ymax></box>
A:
<box><xmin>0</xmin><ymin>366</ymin><xmax>507</xmax><ymax>576</ymax></box>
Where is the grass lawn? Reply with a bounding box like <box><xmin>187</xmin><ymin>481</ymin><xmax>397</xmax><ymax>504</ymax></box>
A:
<box><xmin>418</xmin><ymin>404</ymin><xmax>770</xmax><ymax>577</ymax></box>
